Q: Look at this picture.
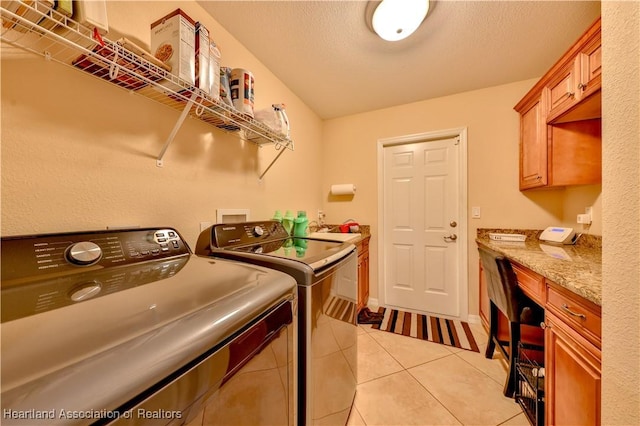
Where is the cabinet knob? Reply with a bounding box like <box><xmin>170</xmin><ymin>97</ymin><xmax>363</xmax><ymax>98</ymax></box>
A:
<box><xmin>567</xmin><ymin>91</ymin><xmax>576</xmax><ymax>98</ymax></box>
<box><xmin>540</xmin><ymin>321</ymin><xmax>550</xmax><ymax>329</ymax></box>
<box><xmin>578</xmin><ymin>82</ymin><xmax>587</xmax><ymax>90</ymax></box>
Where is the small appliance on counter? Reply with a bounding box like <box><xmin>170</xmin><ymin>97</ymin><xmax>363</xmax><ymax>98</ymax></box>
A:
<box><xmin>539</xmin><ymin>227</ymin><xmax>578</xmax><ymax>245</ymax></box>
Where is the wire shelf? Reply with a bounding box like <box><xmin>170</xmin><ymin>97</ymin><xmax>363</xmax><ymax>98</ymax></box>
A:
<box><xmin>516</xmin><ymin>342</ymin><xmax>545</xmax><ymax>426</ymax></box>
<box><xmin>1</xmin><ymin>1</ymin><xmax>294</xmax><ymax>172</ymax></box>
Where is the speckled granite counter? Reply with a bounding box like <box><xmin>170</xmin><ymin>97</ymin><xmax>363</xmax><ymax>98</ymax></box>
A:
<box><xmin>312</xmin><ymin>224</ymin><xmax>371</xmax><ymax>244</ymax></box>
<box><xmin>476</xmin><ymin>229</ymin><xmax>601</xmax><ymax>306</ymax></box>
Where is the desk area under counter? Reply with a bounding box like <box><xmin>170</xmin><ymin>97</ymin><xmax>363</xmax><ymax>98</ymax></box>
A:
<box><xmin>476</xmin><ymin>229</ymin><xmax>602</xmax><ymax>426</ymax></box>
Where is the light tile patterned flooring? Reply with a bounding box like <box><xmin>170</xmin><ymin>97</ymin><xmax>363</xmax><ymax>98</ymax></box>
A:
<box><xmin>347</xmin><ymin>321</ymin><xmax>530</xmax><ymax>426</ymax></box>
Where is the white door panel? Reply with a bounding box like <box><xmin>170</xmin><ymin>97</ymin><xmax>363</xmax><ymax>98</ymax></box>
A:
<box><xmin>380</xmin><ymin>131</ymin><xmax>467</xmax><ymax>319</ymax></box>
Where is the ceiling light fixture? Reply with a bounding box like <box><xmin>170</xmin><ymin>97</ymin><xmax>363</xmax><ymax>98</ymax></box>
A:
<box><xmin>370</xmin><ymin>0</ymin><xmax>430</xmax><ymax>42</ymax></box>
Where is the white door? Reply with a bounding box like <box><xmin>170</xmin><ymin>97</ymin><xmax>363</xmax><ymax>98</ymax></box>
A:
<box><xmin>379</xmin><ymin>129</ymin><xmax>467</xmax><ymax>318</ymax></box>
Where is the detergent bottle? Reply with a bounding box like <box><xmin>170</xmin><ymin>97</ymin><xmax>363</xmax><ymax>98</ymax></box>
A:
<box><xmin>282</xmin><ymin>210</ymin><xmax>295</xmax><ymax>235</ymax></box>
<box><xmin>272</xmin><ymin>210</ymin><xmax>283</xmax><ymax>223</ymax></box>
<box><xmin>293</xmin><ymin>211</ymin><xmax>309</xmax><ymax>238</ymax></box>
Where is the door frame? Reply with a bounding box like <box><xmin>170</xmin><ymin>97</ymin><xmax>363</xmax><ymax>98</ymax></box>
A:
<box><xmin>376</xmin><ymin>127</ymin><xmax>469</xmax><ymax>320</ymax></box>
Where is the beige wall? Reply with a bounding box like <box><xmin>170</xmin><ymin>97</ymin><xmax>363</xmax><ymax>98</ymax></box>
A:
<box><xmin>321</xmin><ymin>81</ymin><xmax>602</xmax><ymax>314</ymax></box>
<box><xmin>602</xmin><ymin>1</ymin><xmax>640</xmax><ymax>423</ymax></box>
<box><xmin>1</xmin><ymin>1</ymin><xmax>325</xmax><ymax>247</ymax></box>
<box><xmin>3</xmin><ymin>2</ymin><xmax>637</xmax><ymax>421</ymax></box>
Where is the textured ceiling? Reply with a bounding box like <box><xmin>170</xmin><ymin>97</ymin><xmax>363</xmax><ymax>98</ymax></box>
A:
<box><xmin>198</xmin><ymin>1</ymin><xmax>601</xmax><ymax>119</ymax></box>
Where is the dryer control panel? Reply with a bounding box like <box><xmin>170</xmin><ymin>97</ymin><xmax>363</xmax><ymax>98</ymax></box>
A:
<box><xmin>1</xmin><ymin>228</ymin><xmax>190</xmax><ymax>281</ymax></box>
<box><xmin>1</xmin><ymin>228</ymin><xmax>191</xmax><ymax>322</ymax></box>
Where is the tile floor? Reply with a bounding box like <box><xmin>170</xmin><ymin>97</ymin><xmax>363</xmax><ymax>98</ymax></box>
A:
<box><xmin>347</xmin><ymin>321</ymin><xmax>530</xmax><ymax>426</ymax></box>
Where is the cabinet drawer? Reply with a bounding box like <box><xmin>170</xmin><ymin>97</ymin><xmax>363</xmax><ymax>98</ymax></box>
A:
<box><xmin>546</xmin><ymin>281</ymin><xmax>601</xmax><ymax>347</ymax></box>
<box><xmin>513</xmin><ymin>262</ymin><xmax>544</xmax><ymax>305</ymax></box>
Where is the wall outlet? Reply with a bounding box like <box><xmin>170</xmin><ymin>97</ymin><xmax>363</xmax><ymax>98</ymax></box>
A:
<box><xmin>577</xmin><ymin>214</ymin><xmax>591</xmax><ymax>224</ymax></box>
<box><xmin>317</xmin><ymin>209</ymin><xmax>325</xmax><ymax>224</ymax></box>
<box><xmin>577</xmin><ymin>206</ymin><xmax>593</xmax><ymax>225</ymax></box>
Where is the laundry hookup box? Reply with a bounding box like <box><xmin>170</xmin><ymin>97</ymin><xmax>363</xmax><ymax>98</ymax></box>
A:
<box><xmin>151</xmin><ymin>9</ymin><xmax>196</xmax><ymax>86</ymax></box>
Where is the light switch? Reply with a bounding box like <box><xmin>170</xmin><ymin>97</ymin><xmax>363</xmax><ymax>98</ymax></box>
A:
<box><xmin>472</xmin><ymin>207</ymin><xmax>481</xmax><ymax>219</ymax></box>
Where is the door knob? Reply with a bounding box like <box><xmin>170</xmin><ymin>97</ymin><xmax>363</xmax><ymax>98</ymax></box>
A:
<box><xmin>450</xmin><ymin>221</ymin><xmax>457</xmax><ymax>228</ymax></box>
<box><xmin>444</xmin><ymin>234</ymin><xmax>458</xmax><ymax>242</ymax></box>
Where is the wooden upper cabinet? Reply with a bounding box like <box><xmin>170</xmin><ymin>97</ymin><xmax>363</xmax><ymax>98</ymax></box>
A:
<box><xmin>515</xmin><ymin>17</ymin><xmax>602</xmax><ymax>191</ymax></box>
<box><xmin>579</xmin><ymin>34</ymin><xmax>602</xmax><ymax>94</ymax></box>
<box><xmin>548</xmin><ymin>119</ymin><xmax>602</xmax><ymax>186</ymax></box>
<box><xmin>518</xmin><ymin>95</ymin><xmax>548</xmax><ymax>190</ymax></box>
<box><xmin>546</xmin><ymin>60</ymin><xmax>579</xmax><ymax>119</ymax></box>
<box><xmin>547</xmin><ymin>20</ymin><xmax>602</xmax><ymax>124</ymax></box>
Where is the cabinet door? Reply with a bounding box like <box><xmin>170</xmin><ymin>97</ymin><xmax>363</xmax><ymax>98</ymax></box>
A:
<box><xmin>578</xmin><ymin>36</ymin><xmax>602</xmax><ymax>98</ymax></box>
<box><xmin>359</xmin><ymin>253</ymin><xmax>369</xmax><ymax>307</ymax></box>
<box><xmin>479</xmin><ymin>261</ymin><xmax>489</xmax><ymax>329</ymax></box>
<box><xmin>545</xmin><ymin>311</ymin><xmax>601</xmax><ymax>426</ymax></box>
<box><xmin>546</xmin><ymin>61</ymin><xmax>579</xmax><ymax>116</ymax></box>
<box><xmin>519</xmin><ymin>96</ymin><xmax>548</xmax><ymax>190</ymax></box>
<box><xmin>356</xmin><ymin>239</ymin><xmax>370</xmax><ymax>311</ymax></box>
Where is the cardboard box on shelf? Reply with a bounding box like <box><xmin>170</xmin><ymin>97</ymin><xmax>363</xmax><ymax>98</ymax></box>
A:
<box><xmin>195</xmin><ymin>22</ymin><xmax>210</xmax><ymax>95</ymax></box>
<box><xmin>151</xmin><ymin>8</ymin><xmax>195</xmax><ymax>86</ymax></box>
<box><xmin>209</xmin><ymin>41</ymin><xmax>221</xmax><ymax>101</ymax></box>
<box><xmin>73</xmin><ymin>0</ymin><xmax>108</xmax><ymax>35</ymax></box>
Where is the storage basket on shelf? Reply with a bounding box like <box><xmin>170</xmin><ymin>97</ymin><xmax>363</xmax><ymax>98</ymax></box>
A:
<box><xmin>515</xmin><ymin>341</ymin><xmax>545</xmax><ymax>426</ymax></box>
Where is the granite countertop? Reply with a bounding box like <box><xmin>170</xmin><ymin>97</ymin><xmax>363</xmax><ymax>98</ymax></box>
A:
<box><xmin>310</xmin><ymin>224</ymin><xmax>371</xmax><ymax>244</ymax></box>
<box><xmin>476</xmin><ymin>229</ymin><xmax>602</xmax><ymax>306</ymax></box>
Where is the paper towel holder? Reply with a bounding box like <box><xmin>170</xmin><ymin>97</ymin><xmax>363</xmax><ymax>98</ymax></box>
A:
<box><xmin>330</xmin><ymin>184</ymin><xmax>357</xmax><ymax>196</ymax></box>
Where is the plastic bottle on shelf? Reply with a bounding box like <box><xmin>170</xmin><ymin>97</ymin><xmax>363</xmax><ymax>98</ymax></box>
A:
<box><xmin>293</xmin><ymin>211</ymin><xmax>309</xmax><ymax>238</ymax></box>
<box><xmin>272</xmin><ymin>210</ymin><xmax>283</xmax><ymax>223</ymax></box>
<box><xmin>282</xmin><ymin>210</ymin><xmax>295</xmax><ymax>235</ymax></box>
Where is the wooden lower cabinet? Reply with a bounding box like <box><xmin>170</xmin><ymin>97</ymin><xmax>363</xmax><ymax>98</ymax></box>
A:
<box><xmin>479</xmin><ymin>260</ymin><xmax>489</xmax><ymax>328</ymax></box>
<box><xmin>544</xmin><ymin>280</ymin><xmax>601</xmax><ymax>426</ymax></box>
<box><xmin>356</xmin><ymin>236</ymin><xmax>370</xmax><ymax>311</ymax></box>
<box><xmin>544</xmin><ymin>310</ymin><xmax>601</xmax><ymax>425</ymax></box>
<box><xmin>478</xmin><ymin>255</ymin><xmax>602</xmax><ymax>425</ymax></box>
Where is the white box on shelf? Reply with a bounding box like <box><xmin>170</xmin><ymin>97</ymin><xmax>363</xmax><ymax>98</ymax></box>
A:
<box><xmin>195</xmin><ymin>22</ymin><xmax>210</xmax><ymax>95</ymax></box>
<box><xmin>73</xmin><ymin>0</ymin><xmax>108</xmax><ymax>34</ymax></box>
<box><xmin>209</xmin><ymin>41</ymin><xmax>221</xmax><ymax>101</ymax></box>
<box><xmin>151</xmin><ymin>8</ymin><xmax>195</xmax><ymax>86</ymax></box>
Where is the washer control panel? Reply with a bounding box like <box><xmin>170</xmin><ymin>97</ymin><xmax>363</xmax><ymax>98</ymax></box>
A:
<box><xmin>211</xmin><ymin>221</ymin><xmax>289</xmax><ymax>248</ymax></box>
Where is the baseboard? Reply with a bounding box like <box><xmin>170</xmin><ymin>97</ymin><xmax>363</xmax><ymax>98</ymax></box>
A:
<box><xmin>467</xmin><ymin>314</ymin><xmax>482</xmax><ymax>324</ymax></box>
<box><xmin>367</xmin><ymin>298</ymin><xmax>379</xmax><ymax>310</ymax></box>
